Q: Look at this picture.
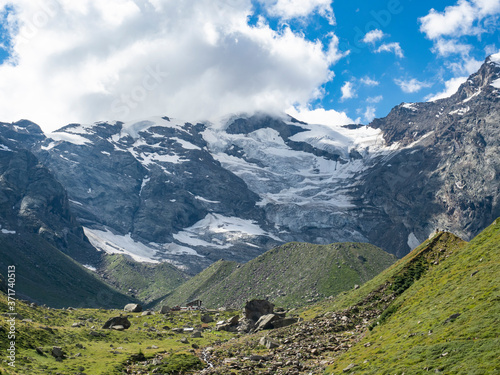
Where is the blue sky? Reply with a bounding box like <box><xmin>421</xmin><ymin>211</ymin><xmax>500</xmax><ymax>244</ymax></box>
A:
<box><xmin>0</xmin><ymin>0</ymin><xmax>498</xmax><ymax>131</ymax></box>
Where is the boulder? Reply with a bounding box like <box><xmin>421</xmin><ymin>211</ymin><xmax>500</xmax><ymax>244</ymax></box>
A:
<box><xmin>51</xmin><ymin>346</ymin><xmax>64</xmax><ymax>359</ymax></box>
<box><xmin>227</xmin><ymin>315</ymin><xmax>240</xmax><ymax>326</ymax></box>
<box><xmin>259</xmin><ymin>336</ymin><xmax>279</xmax><ymax>349</ymax></box>
<box><xmin>201</xmin><ymin>314</ymin><xmax>214</xmax><ymax>323</ymax></box>
<box><xmin>254</xmin><ymin>314</ymin><xmax>280</xmax><ymax>331</ymax></box>
<box><xmin>244</xmin><ymin>299</ymin><xmax>274</xmax><ymax>322</ymax></box>
<box><xmin>141</xmin><ymin>311</ymin><xmax>154</xmax><ymax>316</ymax></box>
<box><xmin>124</xmin><ymin>303</ymin><xmax>142</xmax><ymax>312</ymax></box>
<box><xmin>102</xmin><ymin>316</ymin><xmax>131</xmax><ymax>330</ymax></box>
<box><xmin>160</xmin><ymin>306</ymin><xmax>170</xmax><ymax>314</ymax></box>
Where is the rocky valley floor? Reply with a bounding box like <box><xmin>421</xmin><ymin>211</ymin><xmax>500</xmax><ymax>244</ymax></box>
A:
<box><xmin>1</xmin><ymin>218</ymin><xmax>499</xmax><ymax>374</ymax></box>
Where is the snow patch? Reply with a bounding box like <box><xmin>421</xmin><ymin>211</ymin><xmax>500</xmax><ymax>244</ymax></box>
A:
<box><xmin>0</xmin><ymin>144</ymin><xmax>12</xmax><ymax>152</ymax></box>
<box><xmin>449</xmin><ymin>107</ymin><xmax>470</xmax><ymax>116</ymax></box>
<box><xmin>463</xmin><ymin>89</ymin><xmax>481</xmax><ymax>103</ymax></box>
<box><xmin>83</xmin><ymin>264</ymin><xmax>97</xmax><ymax>272</ymax></box>
<box><xmin>492</xmin><ymin>78</ymin><xmax>500</xmax><ymax>89</ymax></box>
<box><xmin>48</xmin><ymin>132</ymin><xmax>93</xmax><ymax>146</ymax></box>
<box><xmin>489</xmin><ymin>52</ymin><xmax>500</xmax><ymax>66</ymax></box>
<box><xmin>172</xmin><ymin>137</ymin><xmax>201</xmax><ymax>150</ymax></box>
<box><xmin>400</xmin><ymin>102</ymin><xmax>417</xmax><ymax>111</ymax></box>
<box><xmin>195</xmin><ymin>196</ymin><xmax>220</xmax><ymax>204</ymax></box>
<box><xmin>407</xmin><ymin>232</ymin><xmax>421</xmax><ymax>250</ymax></box>
<box><xmin>177</xmin><ymin>213</ymin><xmax>281</xmax><ymax>244</ymax></box>
<box><xmin>84</xmin><ymin>227</ymin><xmax>160</xmax><ymax>263</ymax></box>
<box><xmin>120</xmin><ymin>117</ymin><xmax>189</xmax><ymax>139</ymax></box>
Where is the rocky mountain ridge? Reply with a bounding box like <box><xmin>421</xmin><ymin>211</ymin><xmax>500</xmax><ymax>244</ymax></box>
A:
<box><xmin>0</xmin><ymin>54</ymin><xmax>499</xmax><ymax>272</ymax></box>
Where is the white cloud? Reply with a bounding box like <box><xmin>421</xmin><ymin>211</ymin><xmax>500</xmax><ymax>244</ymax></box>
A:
<box><xmin>447</xmin><ymin>56</ymin><xmax>483</xmax><ymax>75</ymax></box>
<box><xmin>425</xmin><ymin>76</ymin><xmax>468</xmax><ymax>101</ymax></box>
<box><xmin>394</xmin><ymin>78</ymin><xmax>432</xmax><ymax>93</ymax></box>
<box><xmin>375</xmin><ymin>42</ymin><xmax>404</xmax><ymax>58</ymax></box>
<box><xmin>366</xmin><ymin>95</ymin><xmax>383</xmax><ymax>103</ymax></box>
<box><xmin>419</xmin><ymin>0</ymin><xmax>500</xmax><ymax>40</ymax></box>
<box><xmin>432</xmin><ymin>39</ymin><xmax>472</xmax><ymax>56</ymax></box>
<box><xmin>360</xmin><ymin>77</ymin><xmax>379</xmax><ymax>86</ymax></box>
<box><xmin>0</xmin><ymin>0</ymin><xmax>344</xmax><ymax>132</ymax></box>
<box><xmin>287</xmin><ymin>106</ymin><xmax>355</xmax><ymax>126</ymax></box>
<box><xmin>362</xmin><ymin>29</ymin><xmax>385</xmax><ymax>44</ymax></box>
<box><xmin>259</xmin><ymin>0</ymin><xmax>335</xmax><ymax>24</ymax></box>
<box><xmin>340</xmin><ymin>81</ymin><xmax>356</xmax><ymax>101</ymax></box>
<box><xmin>363</xmin><ymin>106</ymin><xmax>376</xmax><ymax>122</ymax></box>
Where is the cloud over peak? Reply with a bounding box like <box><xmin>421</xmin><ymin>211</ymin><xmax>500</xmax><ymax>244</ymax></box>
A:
<box><xmin>0</xmin><ymin>0</ymin><xmax>345</xmax><ymax>131</ymax></box>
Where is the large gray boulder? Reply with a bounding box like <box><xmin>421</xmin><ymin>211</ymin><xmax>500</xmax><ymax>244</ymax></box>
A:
<box><xmin>124</xmin><ymin>303</ymin><xmax>142</xmax><ymax>312</ymax></box>
<box><xmin>102</xmin><ymin>316</ymin><xmax>131</xmax><ymax>330</ymax></box>
<box><xmin>244</xmin><ymin>299</ymin><xmax>274</xmax><ymax>322</ymax></box>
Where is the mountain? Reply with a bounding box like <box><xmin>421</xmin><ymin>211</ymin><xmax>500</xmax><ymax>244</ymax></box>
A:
<box><xmin>160</xmin><ymin>241</ymin><xmax>397</xmax><ymax>309</ymax></box>
<box><xmin>0</xmin><ymin>133</ymin><xmax>135</xmax><ymax>308</ymax></box>
<box><xmin>0</xmin><ymin>54</ymin><xmax>499</xmax><ymax>273</ymax></box>
<box><xmin>196</xmin><ymin>218</ymin><xmax>499</xmax><ymax>374</ymax></box>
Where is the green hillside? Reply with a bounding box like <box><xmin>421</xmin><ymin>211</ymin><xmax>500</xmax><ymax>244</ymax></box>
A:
<box><xmin>326</xmin><ymin>220</ymin><xmax>500</xmax><ymax>374</ymax></box>
<box><xmin>97</xmin><ymin>254</ymin><xmax>189</xmax><ymax>306</ymax></box>
<box><xmin>160</xmin><ymin>259</ymin><xmax>239</xmax><ymax>307</ymax></box>
<box><xmin>160</xmin><ymin>242</ymin><xmax>397</xmax><ymax>309</ymax></box>
<box><xmin>0</xmin><ymin>234</ymin><xmax>136</xmax><ymax>309</ymax></box>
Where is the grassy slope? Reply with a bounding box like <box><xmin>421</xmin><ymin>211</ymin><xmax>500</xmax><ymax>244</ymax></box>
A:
<box><xmin>325</xmin><ymin>219</ymin><xmax>500</xmax><ymax>374</ymax></box>
<box><xmin>0</xmin><ymin>292</ymin><xmax>238</xmax><ymax>375</ymax></box>
<box><xmin>161</xmin><ymin>242</ymin><xmax>397</xmax><ymax>309</ymax></box>
<box><xmin>0</xmin><ymin>234</ymin><xmax>136</xmax><ymax>309</ymax></box>
<box><xmin>160</xmin><ymin>259</ymin><xmax>240</xmax><ymax>307</ymax></box>
<box><xmin>97</xmin><ymin>254</ymin><xmax>189</xmax><ymax>306</ymax></box>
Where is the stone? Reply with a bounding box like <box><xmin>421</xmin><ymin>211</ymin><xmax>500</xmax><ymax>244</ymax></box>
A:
<box><xmin>191</xmin><ymin>331</ymin><xmax>202</xmax><ymax>338</ymax></box>
<box><xmin>180</xmin><ymin>337</ymin><xmax>189</xmax><ymax>344</ymax></box>
<box><xmin>227</xmin><ymin>315</ymin><xmax>240</xmax><ymax>326</ymax></box>
<box><xmin>51</xmin><ymin>346</ymin><xmax>64</xmax><ymax>359</ymax></box>
<box><xmin>141</xmin><ymin>311</ymin><xmax>154</xmax><ymax>316</ymax></box>
<box><xmin>160</xmin><ymin>306</ymin><xmax>171</xmax><ymax>314</ymax></box>
<box><xmin>259</xmin><ymin>336</ymin><xmax>279</xmax><ymax>349</ymax></box>
<box><xmin>254</xmin><ymin>314</ymin><xmax>280</xmax><ymax>331</ymax></box>
<box><xmin>445</xmin><ymin>313</ymin><xmax>461</xmax><ymax>323</ymax></box>
<box><xmin>244</xmin><ymin>300</ymin><xmax>274</xmax><ymax>322</ymax></box>
<box><xmin>124</xmin><ymin>303</ymin><xmax>142</xmax><ymax>312</ymax></box>
<box><xmin>343</xmin><ymin>363</ymin><xmax>357</xmax><ymax>372</ymax></box>
<box><xmin>35</xmin><ymin>347</ymin><xmax>45</xmax><ymax>356</ymax></box>
<box><xmin>102</xmin><ymin>316</ymin><xmax>131</xmax><ymax>330</ymax></box>
<box><xmin>201</xmin><ymin>314</ymin><xmax>214</xmax><ymax>323</ymax></box>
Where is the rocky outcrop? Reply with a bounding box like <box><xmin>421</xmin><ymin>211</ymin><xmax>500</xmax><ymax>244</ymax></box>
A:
<box><xmin>102</xmin><ymin>316</ymin><xmax>131</xmax><ymax>330</ymax></box>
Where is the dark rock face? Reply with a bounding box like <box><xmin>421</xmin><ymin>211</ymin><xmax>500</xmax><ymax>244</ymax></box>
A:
<box><xmin>357</xmin><ymin>56</ymin><xmax>500</xmax><ymax>256</ymax></box>
<box><xmin>0</xmin><ymin>135</ymin><xmax>100</xmax><ymax>265</ymax></box>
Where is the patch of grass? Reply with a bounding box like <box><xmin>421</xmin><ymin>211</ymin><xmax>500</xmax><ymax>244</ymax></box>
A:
<box><xmin>98</xmin><ymin>254</ymin><xmax>189</xmax><ymax>305</ymax></box>
<box><xmin>0</xmin><ymin>294</ymin><xmax>239</xmax><ymax>374</ymax></box>
<box><xmin>148</xmin><ymin>352</ymin><xmax>205</xmax><ymax>374</ymax></box>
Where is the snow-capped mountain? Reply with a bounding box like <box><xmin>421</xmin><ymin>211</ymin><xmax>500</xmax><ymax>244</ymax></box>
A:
<box><xmin>2</xmin><ymin>54</ymin><xmax>499</xmax><ymax>273</ymax></box>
